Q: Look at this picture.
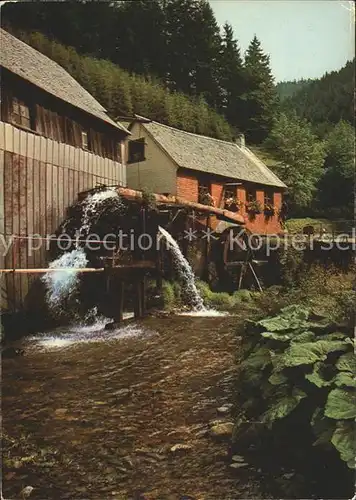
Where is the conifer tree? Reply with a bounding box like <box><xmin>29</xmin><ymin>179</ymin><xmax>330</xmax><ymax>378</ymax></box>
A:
<box><xmin>192</xmin><ymin>0</ymin><xmax>223</xmax><ymax>108</ymax></box>
<box><xmin>165</xmin><ymin>0</ymin><xmax>222</xmax><ymax>107</ymax></box>
<box><xmin>219</xmin><ymin>23</ymin><xmax>244</xmax><ymax>130</ymax></box>
<box><xmin>243</xmin><ymin>35</ymin><xmax>278</xmax><ymax>143</ymax></box>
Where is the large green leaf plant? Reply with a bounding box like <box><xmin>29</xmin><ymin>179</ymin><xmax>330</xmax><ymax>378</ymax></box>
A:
<box><xmin>236</xmin><ymin>305</ymin><xmax>355</xmax><ymax>468</ymax></box>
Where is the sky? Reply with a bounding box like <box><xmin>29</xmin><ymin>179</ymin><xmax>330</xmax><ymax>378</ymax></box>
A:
<box><xmin>210</xmin><ymin>0</ymin><xmax>355</xmax><ymax>82</ymax></box>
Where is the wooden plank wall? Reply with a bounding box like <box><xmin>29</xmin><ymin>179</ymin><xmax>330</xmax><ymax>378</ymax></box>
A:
<box><xmin>0</xmin><ymin>122</ymin><xmax>126</xmax><ymax>311</ymax></box>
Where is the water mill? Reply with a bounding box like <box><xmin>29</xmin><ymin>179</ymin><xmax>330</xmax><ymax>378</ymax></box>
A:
<box><xmin>1</xmin><ymin>18</ymin><xmax>354</xmax><ymax>500</ymax></box>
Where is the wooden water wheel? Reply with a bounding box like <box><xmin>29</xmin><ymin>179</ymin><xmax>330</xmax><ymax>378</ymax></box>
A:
<box><xmin>221</xmin><ymin>226</ymin><xmax>264</xmax><ymax>292</ymax></box>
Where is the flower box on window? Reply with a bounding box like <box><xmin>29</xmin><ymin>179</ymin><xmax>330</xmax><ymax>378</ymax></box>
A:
<box><xmin>199</xmin><ymin>191</ymin><xmax>215</xmax><ymax>206</ymax></box>
<box><xmin>245</xmin><ymin>199</ymin><xmax>262</xmax><ymax>215</ymax></box>
<box><xmin>264</xmin><ymin>203</ymin><xmax>276</xmax><ymax>216</ymax></box>
<box><xmin>224</xmin><ymin>197</ymin><xmax>243</xmax><ymax>211</ymax></box>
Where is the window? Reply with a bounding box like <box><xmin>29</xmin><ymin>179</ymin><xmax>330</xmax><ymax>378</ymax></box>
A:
<box><xmin>198</xmin><ymin>177</ymin><xmax>214</xmax><ymax>205</ymax></box>
<box><xmin>223</xmin><ymin>186</ymin><xmax>238</xmax><ymax>210</ymax></box>
<box><xmin>224</xmin><ymin>186</ymin><xmax>237</xmax><ymax>201</ymax></box>
<box><xmin>81</xmin><ymin>131</ymin><xmax>89</xmax><ymax>150</ymax></box>
<box><xmin>264</xmin><ymin>189</ymin><xmax>274</xmax><ymax>205</ymax></box>
<box><xmin>10</xmin><ymin>97</ymin><xmax>31</xmax><ymax>129</ymax></box>
<box><xmin>246</xmin><ymin>187</ymin><xmax>257</xmax><ymax>202</ymax></box>
<box><xmin>128</xmin><ymin>138</ymin><xmax>145</xmax><ymax>163</ymax></box>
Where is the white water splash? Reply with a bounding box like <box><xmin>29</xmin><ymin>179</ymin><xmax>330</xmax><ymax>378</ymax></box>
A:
<box><xmin>158</xmin><ymin>226</ymin><xmax>205</xmax><ymax>311</ymax></box>
<box><xmin>43</xmin><ymin>189</ymin><xmax>120</xmax><ymax>310</ymax></box>
<box><xmin>179</xmin><ymin>309</ymin><xmax>229</xmax><ymax>317</ymax></box>
<box><xmin>42</xmin><ymin>248</ymin><xmax>88</xmax><ymax>310</ymax></box>
<box><xmin>80</xmin><ymin>188</ymin><xmax>120</xmax><ymax>239</ymax></box>
<box><xmin>28</xmin><ymin>317</ymin><xmax>152</xmax><ymax>350</ymax></box>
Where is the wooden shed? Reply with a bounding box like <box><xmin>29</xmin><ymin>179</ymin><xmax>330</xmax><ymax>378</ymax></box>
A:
<box><xmin>0</xmin><ymin>28</ymin><xmax>130</xmax><ymax>312</ymax></box>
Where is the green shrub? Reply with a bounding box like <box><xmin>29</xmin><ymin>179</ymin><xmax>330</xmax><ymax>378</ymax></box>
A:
<box><xmin>161</xmin><ymin>280</ymin><xmax>175</xmax><ymax>310</ymax></box>
<box><xmin>233</xmin><ymin>290</ymin><xmax>253</xmax><ymax>303</ymax></box>
<box><xmin>172</xmin><ymin>281</ymin><xmax>182</xmax><ymax>305</ymax></box>
<box><xmin>285</xmin><ymin>218</ymin><xmax>334</xmax><ymax>235</ymax></box>
<box><xmin>196</xmin><ymin>280</ymin><xmax>213</xmax><ymax>301</ymax></box>
<box><xmin>197</xmin><ymin>280</ymin><xmax>237</xmax><ymax>310</ymax></box>
<box><xmin>235</xmin><ymin>304</ymin><xmax>355</xmax><ymax>469</ymax></box>
<box><xmin>140</xmin><ymin>188</ymin><xmax>157</xmax><ymax>210</ymax></box>
<box><xmin>209</xmin><ymin>292</ymin><xmax>233</xmax><ymax>310</ymax></box>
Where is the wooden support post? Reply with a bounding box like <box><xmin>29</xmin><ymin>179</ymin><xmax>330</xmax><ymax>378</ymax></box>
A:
<box><xmin>156</xmin><ymin>247</ymin><xmax>163</xmax><ymax>292</ymax></box>
<box><xmin>141</xmin><ymin>276</ymin><xmax>146</xmax><ymax>316</ymax></box>
<box><xmin>238</xmin><ymin>263</ymin><xmax>246</xmax><ymax>290</ymax></box>
<box><xmin>202</xmin><ymin>215</ymin><xmax>210</xmax><ymax>281</ymax></box>
<box><xmin>134</xmin><ymin>279</ymin><xmax>143</xmax><ymax>319</ymax></box>
<box><xmin>248</xmin><ymin>262</ymin><xmax>263</xmax><ymax>292</ymax></box>
<box><xmin>182</xmin><ymin>211</ymin><xmax>189</xmax><ymax>258</ymax></box>
<box><xmin>115</xmin><ymin>280</ymin><xmax>124</xmax><ymax>322</ymax></box>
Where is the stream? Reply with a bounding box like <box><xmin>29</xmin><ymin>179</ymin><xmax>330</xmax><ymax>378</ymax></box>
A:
<box><xmin>2</xmin><ymin>190</ymin><xmax>265</xmax><ymax>498</ymax></box>
<box><xmin>2</xmin><ymin>315</ymin><xmax>265</xmax><ymax>500</ymax></box>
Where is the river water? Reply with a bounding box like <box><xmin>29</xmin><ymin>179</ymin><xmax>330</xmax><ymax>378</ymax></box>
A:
<box><xmin>2</xmin><ymin>314</ymin><xmax>264</xmax><ymax>500</ymax></box>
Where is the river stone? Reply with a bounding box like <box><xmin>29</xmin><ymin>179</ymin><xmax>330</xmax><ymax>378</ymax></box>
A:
<box><xmin>111</xmin><ymin>388</ymin><xmax>131</xmax><ymax>400</ymax></box>
<box><xmin>230</xmin><ymin>462</ymin><xmax>248</xmax><ymax>469</ymax></box>
<box><xmin>217</xmin><ymin>404</ymin><xmax>233</xmax><ymax>415</ymax></box>
<box><xmin>210</xmin><ymin>421</ymin><xmax>234</xmax><ymax>438</ymax></box>
<box><xmin>170</xmin><ymin>443</ymin><xmax>192</xmax><ymax>453</ymax></box>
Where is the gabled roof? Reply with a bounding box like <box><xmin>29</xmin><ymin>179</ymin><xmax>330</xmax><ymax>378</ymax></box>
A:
<box><xmin>139</xmin><ymin>119</ymin><xmax>286</xmax><ymax>188</ymax></box>
<box><xmin>0</xmin><ymin>29</ymin><xmax>129</xmax><ymax>134</ymax></box>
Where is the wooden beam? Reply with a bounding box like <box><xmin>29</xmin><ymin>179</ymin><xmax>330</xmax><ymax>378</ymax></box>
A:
<box><xmin>0</xmin><ymin>268</ymin><xmax>105</xmax><ymax>274</ymax></box>
<box><xmin>116</xmin><ymin>187</ymin><xmax>245</xmax><ymax>225</ymax></box>
<box><xmin>114</xmin><ymin>280</ymin><xmax>124</xmax><ymax>323</ymax></box>
<box><xmin>248</xmin><ymin>262</ymin><xmax>263</xmax><ymax>292</ymax></box>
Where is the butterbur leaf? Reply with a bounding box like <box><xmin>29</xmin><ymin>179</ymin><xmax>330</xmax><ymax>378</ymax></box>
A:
<box><xmin>319</xmin><ymin>332</ymin><xmax>348</xmax><ymax>341</ymax></box>
<box><xmin>325</xmin><ymin>388</ymin><xmax>356</xmax><ymax>419</ymax></box>
<box><xmin>240</xmin><ymin>346</ymin><xmax>271</xmax><ymax>372</ymax></box>
<box><xmin>333</xmin><ymin>372</ymin><xmax>356</xmax><ymax>388</ymax></box>
<box><xmin>268</xmin><ymin>371</ymin><xmax>288</xmax><ymax>385</ymax></box>
<box><xmin>258</xmin><ymin>305</ymin><xmax>309</xmax><ymax>332</ymax></box>
<box><xmin>336</xmin><ymin>352</ymin><xmax>356</xmax><ymax>373</ymax></box>
<box><xmin>311</xmin><ymin>407</ymin><xmax>324</xmax><ymax>429</ymax></box>
<box><xmin>313</xmin><ymin>426</ymin><xmax>335</xmax><ymax>448</ymax></box>
<box><xmin>261</xmin><ymin>389</ymin><xmax>306</xmax><ymax>426</ymax></box>
<box><xmin>311</xmin><ymin>407</ymin><xmax>336</xmax><ymax>449</ymax></box>
<box><xmin>331</xmin><ymin>421</ymin><xmax>356</xmax><ymax>467</ymax></box>
<box><xmin>262</xmin><ymin>331</ymin><xmax>291</xmax><ymax>341</ymax></box>
<box><xmin>347</xmin><ymin>458</ymin><xmax>355</xmax><ymax>469</ymax></box>
<box><xmin>305</xmin><ymin>362</ymin><xmax>332</xmax><ymax>388</ymax></box>
<box><xmin>240</xmin><ymin>346</ymin><xmax>271</xmax><ymax>385</ymax></box>
<box><xmin>291</xmin><ymin>331</ymin><xmax>316</xmax><ymax>343</ymax></box>
<box><xmin>277</xmin><ymin>340</ymin><xmax>348</xmax><ymax>369</ymax></box>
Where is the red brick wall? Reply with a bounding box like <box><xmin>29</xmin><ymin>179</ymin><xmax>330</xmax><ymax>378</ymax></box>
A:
<box><xmin>211</xmin><ymin>182</ymin><xmax>224</xmax><ymax>208</ymax></box>
<box><xmin>242</xmin><ymin>188</ymin><xmax>284</xmax><ymax>234</ymax></box>
<box><xmin>176</xmin><ymin>171</ymin><xmax>198</xmax><ymax>202</ymax></box>
<box><xmin>177</xmin><ymin>169</ymin><xmax>284</xmax><ymax>234</ymax></box>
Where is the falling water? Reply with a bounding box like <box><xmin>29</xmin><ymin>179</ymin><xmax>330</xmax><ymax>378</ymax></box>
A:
<box><xmin>79</xmin><ymin>188</ymin><xmax>120</xmax><ymax>240</ymax></box>
<box><xmin>42</xmin><ymin>189</ymin><xmax>119</xmax><ymax>310</ymax></box>
<box><xmin>158</xmin><ymin>226</ymin><xmax>205</xmax><ymax>311</ymax></box>
<box><xmin>42</xmin><ymin>248</ymin><xmax>88</xmax><ymax>311</ymax></box>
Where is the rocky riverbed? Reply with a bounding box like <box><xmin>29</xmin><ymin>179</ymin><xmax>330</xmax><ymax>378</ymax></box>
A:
<box><xmin>2</xmin><ymin>315</ymin><xmax>266</xmax><ymax>499</ymax></box>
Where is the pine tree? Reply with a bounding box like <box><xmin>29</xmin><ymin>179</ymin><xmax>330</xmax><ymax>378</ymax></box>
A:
<box><xmin>165</xmin><ymin>0</ymin><xmax>200</xmax><ymax>95</ymax></box>
<box><xmin>191</xmin><ymin>0</ymin><xmax>223</xmax><ymax>108</ymax></box>
<box><xmin>219</xmin><ymin>23</ymin><xmax>244</xmax><ymax>130</ymax></box>
<box><xmin>111</xmin><ymin>0</ymin><xmax>167</xmax><ymax>78</ymax></box>
<box><xmin>14</xmin><ymin>28</ymin><xmax>235</xmax><ymax>140</ymax></box>
<box><xmin>165</xmin><ymin>0</ymin><xmax>223</xmax><ymax>107</ymax></box>
<box><xmin>243</xmin><ymin>35</ymin><xmax>278</xmax><ymax>143</ymax></box>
